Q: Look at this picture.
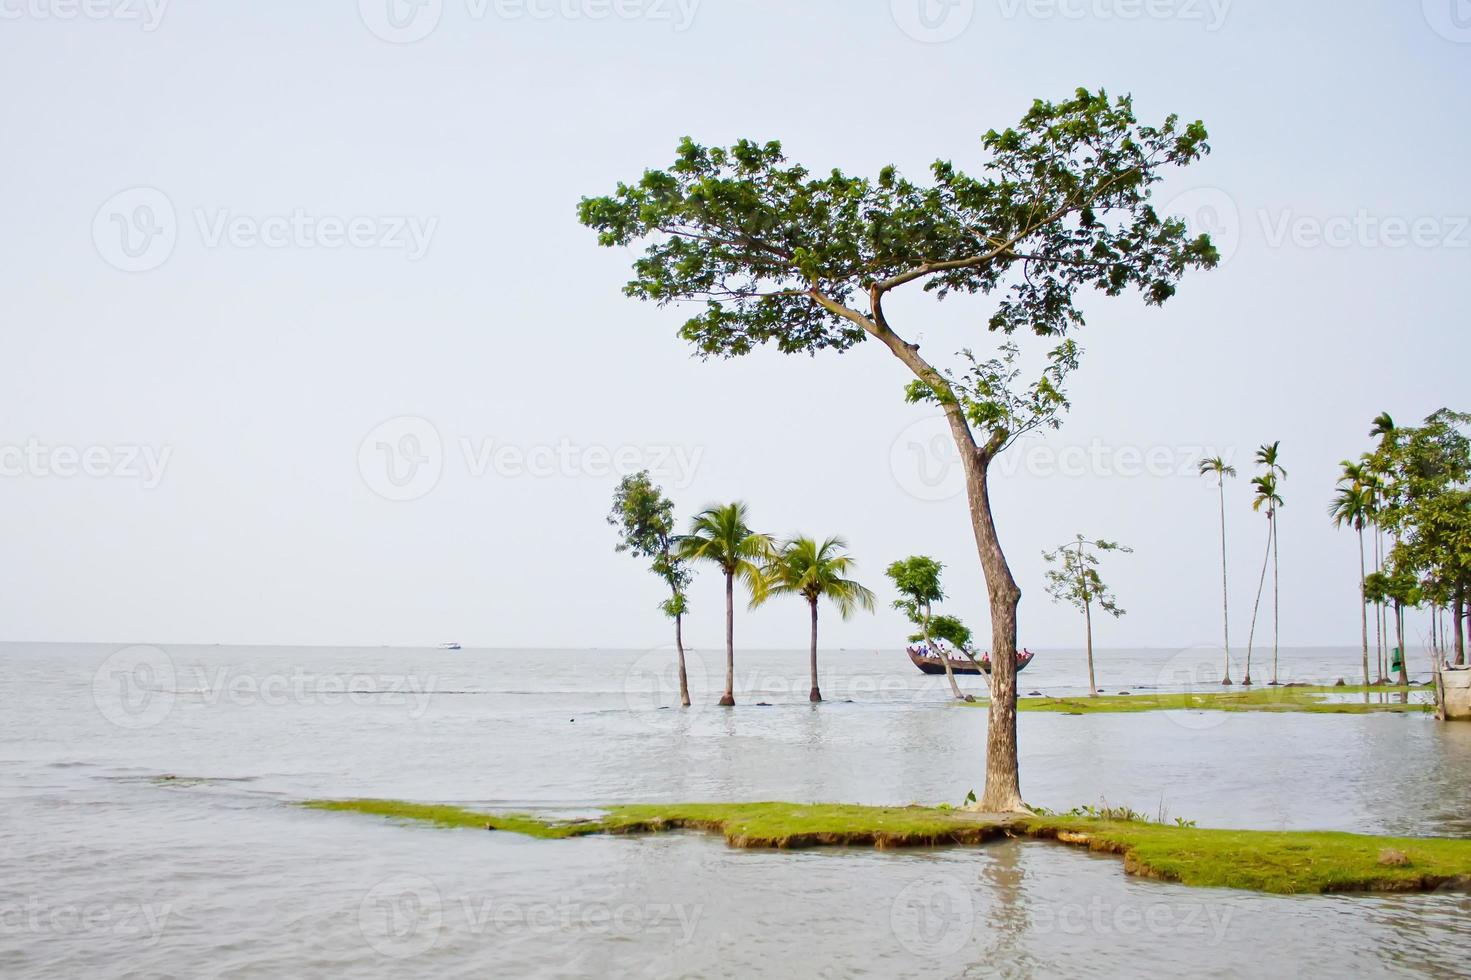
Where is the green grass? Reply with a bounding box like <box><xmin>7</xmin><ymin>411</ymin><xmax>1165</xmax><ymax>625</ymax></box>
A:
<box><xmin>302</xmin><ymin>798</ymin><xmax>1471</xmax><ymax>894</ymax></box>
<box><xmin>995</xmin><ymin>685</ymin><xmax>1433</xmax><ymax>715</ymax></box>
<box><xmin>1025</xmin><ymin>817</ymin><xmax>1471</xmax><ymax>894</ymax></box>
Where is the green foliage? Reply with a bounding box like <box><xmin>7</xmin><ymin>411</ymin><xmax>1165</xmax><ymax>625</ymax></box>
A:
<box><xmin>908</xmin><ymin>614</ymin><xmax>973</xmax><ymax>651</ymax></box>
<box><xmin>1352</xmin><ymin>409</ymin><xmax>1471</xmax><ymax>612</ymax></box>
<box><xmin>578</xmin><ymin>88</ymin><xmax>1217</xmax><ymax>456</ymax></box>
<box><xmin>1251</xmin><ymin>441</ymin><xmax>1286</xmax><ymax>515</ymax></box>
<box><xmin>1042</xmin><ymin>534</ymin><xmax>1131</xmax><ymax>616</ymax></box>
<box><xmin>1197</xmin><ymin>455</ymin><xmax>1236</xmax><ymax>483</ymax></box>
<box><xmin>677</xmin><ymin>501</ymin><xmax>775</xmax><ymax>598</ymax></box>
<box><xmin>759</xmin><ymin>536</ymin><xmax>876</xmax><ymax>618</ymax></box>
<box><xmin>608</xmin><ymin>471</ymin><xmax>692</xmax><ymax>620</ymax></box>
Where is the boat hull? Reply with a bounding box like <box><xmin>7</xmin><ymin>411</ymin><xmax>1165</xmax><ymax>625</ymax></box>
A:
<box><xmin>907</xmin><ymin>648</ymin><xmax>1034</xmax><ymax>677</ymax></box>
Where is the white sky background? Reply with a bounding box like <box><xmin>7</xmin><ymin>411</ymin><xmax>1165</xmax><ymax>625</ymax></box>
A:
<box><xmin>1</xmin><ymin>0</ymin><xmax>1467</xmax><ymax>650</ymax></box>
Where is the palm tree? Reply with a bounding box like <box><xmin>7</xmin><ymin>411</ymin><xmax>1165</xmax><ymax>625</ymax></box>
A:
<box><xmin>679</xmin><ymin>502</ymin><xmax>774</xmax><ymax>706</ymax></box>
<box><xmin>1199</xmin><ymin>456</ymin><xmax>1237</xmax><ymax>685</ymax></box>
<box><xmin>759</xmin><ymin>536</ymin><xmax>876</xmax><ymax>702</ymax></box>
<box><xmin>1258</xmin><ymin>443</ymin><xmax>1287</xmax><ymax>684</ymax></box>
<box><xmin>1330</xmin><ymin>461</ymin><xmax>1373</xmax><ymax>688</ymax></box>
<box><xmin>1245</xmin><ymin>444</ymin><xmax>1285</xmax><ymax>686</ymax></box>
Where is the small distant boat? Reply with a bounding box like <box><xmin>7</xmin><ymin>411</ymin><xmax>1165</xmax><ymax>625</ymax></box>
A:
<box><xmin>438</xmin><ymin>642</ymin><xmax>462</xmax><ymax>651</ymax></box>
<box><xmin>906</xmin><ymin>645</ymin><xmax>1036</xmax><ymax>676</ymax></box>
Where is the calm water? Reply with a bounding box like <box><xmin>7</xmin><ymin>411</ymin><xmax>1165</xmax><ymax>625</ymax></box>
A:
<box><xmin>2</xmin><ymin>642</ymin><xmax>1468</xmax><ymax>978</ymax></box>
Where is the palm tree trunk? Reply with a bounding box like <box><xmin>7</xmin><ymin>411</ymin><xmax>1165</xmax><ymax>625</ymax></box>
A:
<box><xmin>1357</xmin><ymin>525</ymin><xmax>1369</xmax><ymax>688</ymax></box>
<box><xmin>1374</xmin><ymin>528</ymin><xmax>1386</xmax><ymax>683</ymax></box>
<box><xmin>1218</xmin><ymin>480</ymin><xmax>1233</xmax><ymax>685</ymax></box>
<box><xmin>1270</xmin><ymin>509</ymin><xmax>1280</xmax><ymax>685</ymax></box>
<box><xmin>1396</xmin><ymin>600</ymin><xmax>1409</xmax><ymax>687</ymax></box>
<box><xmin>1245</xmin><ymin>518</ymin><xmax>1271</xmax><ymax>685</ymax></box>
<box><xmin>675</xmin><ymin>610</ymin><xmax>691</xmax><ymax>708</ymax></box>
<box><xmin>1455</xmin><ymin>585</ymin><xmax>1466</xmax><ymax>667</ymax></box>
<box><xmin>1084</xmin><ymin>596</ymin><xmax>1097</xmax><ymax>697</ymax></box>
<box><xmin>808</xmin><ymin>596</ymin><xmax>821</xmax><ymax>703</ymax></box>
<box><xmin>719</xmin><ymin>569</ymin><xmax>736</xmax><ymax>706</ymax></box>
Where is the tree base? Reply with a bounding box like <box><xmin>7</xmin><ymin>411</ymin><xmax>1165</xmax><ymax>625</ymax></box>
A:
<box><xmin>718</xmin><ymin>695</ymin><xmax>735</xmax><ymax>707</ymax></box>
<box><xmin>809</xmin><ymin>689</ymin><xmax>822</xmax><ymax>703</ymax></box>
<box><xmin>1221</xmin><ymin>678</ymin><xmax>1234</xmax><ymax>686</ymax></box>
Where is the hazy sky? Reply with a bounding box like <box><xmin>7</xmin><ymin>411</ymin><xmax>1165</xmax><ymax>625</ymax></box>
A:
<box><xmin>2</xmin><ymin>1</ymin><xmax>1467</xmax><ymax>651</ymax></box>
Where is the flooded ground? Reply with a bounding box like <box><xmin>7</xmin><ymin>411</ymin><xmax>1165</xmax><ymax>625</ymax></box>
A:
<box><xmin>3</xmin><ymin>643</ymin><xmax>1468</xmax><ymax>978</ymax></box>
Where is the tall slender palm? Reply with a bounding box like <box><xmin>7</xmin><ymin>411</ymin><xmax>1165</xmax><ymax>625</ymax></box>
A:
<box><xmin>758</xmin><ymin>536</ymin><xmax>876</xmax><ymax>702</ymax></box>
<box><xmin>1199</xmin><ymin>457</ymin><xmax>1238</xmax><ymax>685</ymax></box>
<box><xmin>1368</xmin><ymin>414</ymin><xmax>1398</xmax><ymax>683</ymax></box>
<box><xmin>1245</xmin><ymin>447</ymin><xmax>1284</xmax><ymax>686</ymax></box>
<box><xmin>1330</xmin><ymin>461</ymin><xmax>1373</xmax><ymax>687</ymax></box>
<box><xmin>679</xmin><ymin>502</ymin><xmax>774</xmax><ymax>706</ymax></box>
<box><xmin>1360</xmin><ymin>460</ymin><xmax>1388</xmax><ymax>682</ymax></box>
<box><xmin>1257</xmin><ymin>443</ymin><xmax>1287</xmax><ymax>684</ymax></box>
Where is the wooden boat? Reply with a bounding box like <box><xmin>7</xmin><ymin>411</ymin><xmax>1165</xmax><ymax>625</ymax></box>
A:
<box><xmin>906</xmin><ymin>645</ymin><xmax>1036</xmax><ymax>676</ymax></box>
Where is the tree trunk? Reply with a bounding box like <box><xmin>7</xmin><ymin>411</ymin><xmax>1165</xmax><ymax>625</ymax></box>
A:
<box><xmin>927</xmin><ymin>600</ymin><xmax>966</xmax><ymax>702</ymax></box>
<box><xmin>1375</xmin><ymin>529</ymin><xmax>1387</xmax><ymax>684</ymax></box>
<box><xmin>675</xmin><ymin>610</ymin><xmax>691</xmax><ymax>708</ymax></box>
<box><xmin>829</xmin><ymin>288</ymin><xmax>1021</xmax><ymax>811</ymax></box>
<box><xmin>1357</xmin><ymin>526</ymin><xmax>1369</xmax><ymax>688</ymax></box>
<box><xmin>965</xmin><ymin>453</ymin><xmax>1025</xmax><ymax>812</ymax></box>
<box><xmin>1218</xmin><ymin>480</ymin><xmax>1232</xmax><ymax>685</ymax></box>
<box><xmin>1455</xmin><ymin>585</ymin><xmax>1466</xmax><ymax>667</ymax></box>
<box><xmin>719</xmin><ymin>569</ymin><xmax>735</xmax><ymax>706</ymax></box>
<box><xmin>808</xmin><ymin>596</ymin><xmax>821</xmax><ymax>703</ymax></box>
<box><xmin>1396</xmin><ymin>600</ymin><xmax>1409</xmax><ymax>687</ymax></box>
<box><xmin>1084</xmin><ymin>596</ymin><xmax>1097</xmax><ymax>698</ymax></box>
<box><xmin>1270</xmin><ymin>508</ymin><xmax>1280</xmax><ymax>686</ymax></box>
<box><xmin>1245</xmin><ymin>517</ymin><xmax>1271</xmax><ymax>686</ymax></box>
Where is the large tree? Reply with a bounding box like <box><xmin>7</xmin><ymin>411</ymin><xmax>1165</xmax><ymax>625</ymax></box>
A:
<box><xmin>579</xmin><ymin>88</ymin><xmax>1216</xmax><ymax>811</ymax></box>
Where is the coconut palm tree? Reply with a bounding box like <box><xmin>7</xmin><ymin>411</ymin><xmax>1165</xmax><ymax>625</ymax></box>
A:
<box><xmin>1330</xmin><ymin>461</ymin><xmax>1374</xmax><ymax>688</ymax></box>
<box><xmin>1245</xmin><ymin>446</ymin><xmax>1284</xmax><ymax>686</ymax></box>
<box><xmin>679</xmin><ymin>502</ymin><xmax>774</xmax><ymax>706</ymax></box>
<box><xmin>759</xmin><ymin>536</ymin><xmax>876</xmax><ymax>702</ymax></box>
<box><xmin>1199</xmin><ymin>456</ymin><xmax>1238</xmax><ymax>685</ymax></box>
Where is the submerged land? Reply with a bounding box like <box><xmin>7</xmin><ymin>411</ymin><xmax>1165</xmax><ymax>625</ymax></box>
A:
<box><xmin>305</xmin><ymin>799</ymin><xmax>1471</xmax><ymax>896</ymax></box>
<box><xmin>998</xmin><ymin>684</ymin><xmax>1433</xmax><ymax>715</ymax></box>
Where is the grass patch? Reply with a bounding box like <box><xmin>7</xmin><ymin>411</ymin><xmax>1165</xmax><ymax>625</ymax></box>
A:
<box><xmin>302</xmin><ymin>798</ymin><xmax>1471</xmax><ymax>894</ymax></box>
<box><xmin>998</xmin><ymin>686</ymin><xmax>1433</xmax><ymax>715</ymax></box>
<box><xmin>1024</xmin><ymin>817</ymin><xmax>1471</xmax><ymax>894</ymax></box>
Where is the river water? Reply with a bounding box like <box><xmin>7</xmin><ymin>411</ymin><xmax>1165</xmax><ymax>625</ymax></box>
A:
<box><xmin>2</xmin><ymin>642</ymin><xmax>1469</xmax><ymax>978</ymax></box>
